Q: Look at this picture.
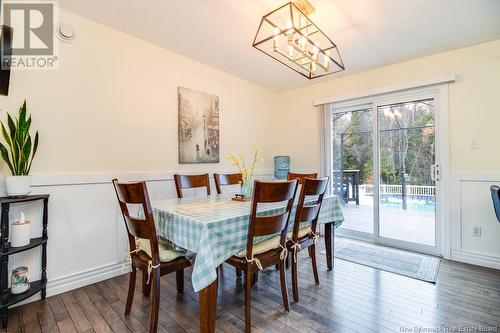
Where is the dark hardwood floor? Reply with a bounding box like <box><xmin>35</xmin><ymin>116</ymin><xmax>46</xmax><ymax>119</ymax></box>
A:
<box><xmin>3</xmin><ymin>239</ymin><xmax>500</xmax><ymax>332</ymax></box>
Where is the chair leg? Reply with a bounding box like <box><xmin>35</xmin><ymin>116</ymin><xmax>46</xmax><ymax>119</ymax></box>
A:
<box><xmin>285</xmin><ymin>255</ymin><xmax>290</xmax><ymax>270</ymax></box>
<box><xmin>124</xmin><ymin>266</ymin><xmax>136</xmax><ymax>316</ymax></box>
<box><xmin>149</xmin><ymin>268</ymin><xmax>161</xmax><ymax>333</ymax></box>
<box><xmin>291</xmin><ymin>253</ymin><xmax>299</xmax><ymax>303</ymax></box>
<box><xmin>244</xmin><ymin>269</ymin><xmax>253</xmax><ymax>333</ymax></box>
<box><xmin>251</xmin><ymin>272</ymin><xmax>258</xmax><ymax>286</ymax></box>
<box><xmin>236</xmin><ymin>268</ymin><xmax>242</xmax><ymax>278</ymax></box>
<box><xmin>142</xmin><ymin>270</ymin><xmax>151</xmax><ymax>296</ymax></box>
<box><xmin>278</xmin><ymin>260</ymin><xmax>290</xmax><ymax>312</ymax></box>
<box><xmin>310</xmin><ymin>244</ymin><xmax>319</xmax><ymax>285</ymax></box>
<box><xmin>176</xmin><ymin>269</ymin><xmax>184</xmax><ymax>294</ymax></box>
<box><xmin>308</xmin><ymin>246</ymin><xmax>313</xmax><ymax>258</ymax></box>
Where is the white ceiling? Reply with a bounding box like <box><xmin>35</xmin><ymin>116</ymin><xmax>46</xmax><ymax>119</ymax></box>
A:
<box><xmin>59</xmin><ymin>0</ymin><xmax>500</xmax><ymax>92</ymax></box>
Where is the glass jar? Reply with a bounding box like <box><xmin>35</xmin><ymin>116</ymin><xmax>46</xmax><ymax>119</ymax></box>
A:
<box><xmin>11</xmin><ymin>266</ymin><xmax>30</xmax><ymax>294</ymax></box>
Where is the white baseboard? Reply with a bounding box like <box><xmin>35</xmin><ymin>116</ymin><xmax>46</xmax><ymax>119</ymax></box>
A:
<box><xmin>46</xmin><ymin>262</ymin><xmax>129</xmax><ymax>297</ymax></box>
<box><xmin>451</xmin><ymin>249</ymin><xmax>500</xmax><ymax>270</ymax></box>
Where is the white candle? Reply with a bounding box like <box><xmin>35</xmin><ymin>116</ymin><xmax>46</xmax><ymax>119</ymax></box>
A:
<box><xmin>11</xmin><ymin>219</ymin><xmax>30</xmax><ymax>247</ymax></box>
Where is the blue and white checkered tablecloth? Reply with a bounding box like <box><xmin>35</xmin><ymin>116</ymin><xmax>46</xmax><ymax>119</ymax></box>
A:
<box><xmin>151</xmin><ymin>194</ymin><xmax>344</xmax><ymax>292</ymax></box>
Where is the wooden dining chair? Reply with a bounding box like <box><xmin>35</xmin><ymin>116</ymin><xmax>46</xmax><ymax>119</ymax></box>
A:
<box><xmin>213</xmin><ymin>173</ymin><xmax>242</xmax><ymax>194</ymax></box>
<box><xmin>173</xmin><ymin>173</ymin><xmax>211</xmax><ymax>198</ymax></box>
<box><xmin>226</xmin><ymin>180</ymin><xmax>298</xmax><ymax>333</ymax></box>
<box><xmin>285</xmin><ymin>172</ymin><xmax>319</xmax><ymax>262</ymax></box>
<box><xmin>287</xmin><ymin>172</ymin><xmax>318</xmax><ymax>184</ymax></box>
<box><xmin>213</xmin><ymin>172</ymin><xmax>245</xmax><ymax>277</ymax></box>
<box><xmin>112</xmin><ymin>179</ymin><xmax>191</xmax><ymax>333</ymax></box>
<box><xmin>287</xmin><ymin>177</ymin><xmax>329</xmax><ymax>303</ymax></box>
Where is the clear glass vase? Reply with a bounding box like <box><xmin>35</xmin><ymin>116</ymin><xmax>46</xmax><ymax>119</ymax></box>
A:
<box><xmin>241</xmin><ymin>179</ymin><xmax>254</xmax><ymax>198</ymax></box>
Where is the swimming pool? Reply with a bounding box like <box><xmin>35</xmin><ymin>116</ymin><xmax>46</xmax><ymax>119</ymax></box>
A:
<box><xmin>380</xmin><ymin>195</ymin><xmax>435</xmax><ymax>213</ymax></box>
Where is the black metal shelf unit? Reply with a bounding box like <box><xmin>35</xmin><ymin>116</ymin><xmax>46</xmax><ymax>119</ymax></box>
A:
<box><xmin>0</xmin><ymin>194</ymin><xmax>49</xmax><ymax>328</ymax></box>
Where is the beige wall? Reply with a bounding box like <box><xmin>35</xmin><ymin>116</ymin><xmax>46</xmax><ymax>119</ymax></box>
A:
<box><xmin>273</xmin><ymin>39</ymin><xmax>500</xmax><ymax>174</ymax></box>
<box><xmin>0</xmin><ymin>10</ymin><xmax>278</xmax><ymax>175</ymax></box>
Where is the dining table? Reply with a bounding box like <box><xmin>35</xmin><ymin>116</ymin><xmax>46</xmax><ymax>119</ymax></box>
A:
<box><xmin>150</xmin><ymin>193</ymin><xmax>344</xmax><ymax>333</ymax></box>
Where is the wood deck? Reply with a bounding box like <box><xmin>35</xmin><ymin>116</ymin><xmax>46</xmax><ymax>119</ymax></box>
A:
<box><xmin>3</xmin><ymin>239</ymin><xmax>500</xmax><ymax>333</ymax></box>
<box><xmin>339</xmin><ymin>202</ymin><xmax>436</xmax><ymax>246</ymax></box>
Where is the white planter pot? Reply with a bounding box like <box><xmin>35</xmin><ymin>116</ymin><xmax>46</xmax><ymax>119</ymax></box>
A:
<box><xmin>5</xmin><ymin>176</ymin><xmax>31</xmax><ymax>197</ymax></box>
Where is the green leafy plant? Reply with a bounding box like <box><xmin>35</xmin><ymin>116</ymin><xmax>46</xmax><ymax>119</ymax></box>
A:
<box><xmin>0</xmin><ymin>100</ymin><xmax>39</xmax><ymax>175</ymax></box>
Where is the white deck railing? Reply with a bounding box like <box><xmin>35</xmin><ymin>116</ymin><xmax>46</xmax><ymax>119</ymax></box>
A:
<box><xmin>362</xmin><ymin>184</ymin><xmax>435</xmax><ymax>196</ymax></box>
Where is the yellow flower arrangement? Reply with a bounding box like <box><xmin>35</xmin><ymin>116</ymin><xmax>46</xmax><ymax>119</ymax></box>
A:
<box><xmin>228</xmin><ymin>147</ymin><xmax>262</xmax><ymax>182</ymax></box>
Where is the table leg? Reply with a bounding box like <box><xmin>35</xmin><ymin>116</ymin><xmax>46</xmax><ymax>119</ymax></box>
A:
<box><xmin>199</xmin><ymin>277</ymin><xmax>217</xmax><ymax>333</ymax></box>
<box><xmin>325</xmin><ymin>222</ymin><xmax>334</xmax><ymax>270</ymax></box>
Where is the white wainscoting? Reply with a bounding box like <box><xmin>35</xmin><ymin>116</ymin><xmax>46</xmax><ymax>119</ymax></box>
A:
<box><xmin>1</xmin><ymin>170</ymin><xmax>274</xmax><ymax>306</ymax></box>
<box><xmin>450</xmin><ymin>172</ymin><xmax>500</xmax><ymax>269</ymax></box>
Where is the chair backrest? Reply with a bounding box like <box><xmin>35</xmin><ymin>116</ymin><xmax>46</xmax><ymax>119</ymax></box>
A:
<box><xmin>291</xmin><ymin>177</ymin><xmax>329</xmax><ymax>241</ymax></box>
<box><xmin>112</xmin><ymin>179</ymin><xmax>160</xmax><ymax>262</ymax></box>
<box><xmin>490</xmin><ymin>185</ymin><xmax>500</xmax><ymax>222</ymax></box>
<box><xmin>287</xmin><ymin>172</ymin><xmax>318</xmax><ymax>185</ymax></box>
<box><xmin>246</xmin><ymin>180</ymin><xmax>299</xmax><ymax>257</ymax></box>
<box><xmin>173</xmin><ymin>174</ymin><xmax>211</xmax><ymax>198</ymax></box>
<box><xmin>213</xmin><ymin>173</ymin><xmax>242</xmax><ymax>194</ymax></box>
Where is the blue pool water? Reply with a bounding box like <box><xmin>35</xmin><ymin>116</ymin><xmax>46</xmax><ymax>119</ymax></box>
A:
<box><xmin>380</xmin><ymin>195</ymin><xmax>435</xmax><ymax>213</ymax></box>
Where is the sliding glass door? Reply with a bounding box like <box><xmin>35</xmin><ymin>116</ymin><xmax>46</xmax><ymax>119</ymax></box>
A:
<box><xmin>334</xmin><ymin>89</ymin><xmax>443</xmax><ymax>255</ymax></box>
<box><xmin>375</xmin><ymin>99</ymin><xmax>437</xmax><ymax>250</ymax></box>
<box><xmin>332</xmin><ymin>107</ymin><xmax>375</xmax><ymax>239</ymax></box>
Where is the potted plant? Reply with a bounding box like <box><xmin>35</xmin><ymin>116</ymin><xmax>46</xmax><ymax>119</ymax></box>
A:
<box><xmin>0</xmin><ymin>100</ymin><xmax>39</xmax><ymax>197</ymax></box>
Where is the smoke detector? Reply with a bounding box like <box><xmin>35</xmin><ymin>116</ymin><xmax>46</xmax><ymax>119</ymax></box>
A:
<box><xmin>56</xmin><ymin>23</ymin><xmax>75</xmax><ymax>43</ymax></box>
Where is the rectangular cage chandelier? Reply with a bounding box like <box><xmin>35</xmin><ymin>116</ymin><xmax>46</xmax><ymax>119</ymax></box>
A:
<box><xmin>252</xmin><ymin>1</ymin><xmax>345</xmax><ymax>79</ymax></box>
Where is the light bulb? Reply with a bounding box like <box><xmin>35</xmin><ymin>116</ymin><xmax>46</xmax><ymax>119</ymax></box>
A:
<box><xmin>300</xmin><ymin>36</ymin><xmax>307</xmax><ymax>50</ymax></box>
<box><xmin>324</xmin><ymin>51</ymin><xmax>331</xmax><ymax>68</ymax></box>
<box><xmin>287</xmin><ymin>29</ymin><xmax>293</xmax><ymax>43</ymax></box>
<box><xmin>273</xmin><ymin>28</ymin><xmax>280</xmax><ymax>50</ymax></box>
<box><xmin>313</xmin><ymin>46</ymin><xmax>319</xmax><ymax>61</ymax></box>
<box><xmin>288</xmin><ymin>45</ymin><xmax>294</xmax><ymax>57</ymax></box>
